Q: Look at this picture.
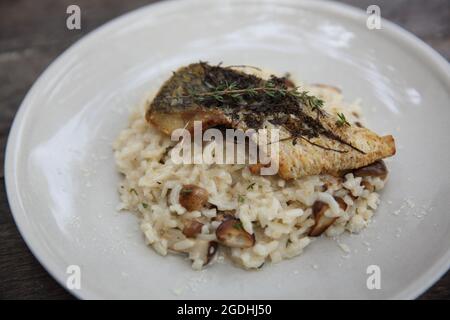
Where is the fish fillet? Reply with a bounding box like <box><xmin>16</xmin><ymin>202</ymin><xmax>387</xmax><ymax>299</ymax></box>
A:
<box><xmin>146</xmin><ymin>62</ymin><xmax>396</xmax><ymax>179</ymax></box>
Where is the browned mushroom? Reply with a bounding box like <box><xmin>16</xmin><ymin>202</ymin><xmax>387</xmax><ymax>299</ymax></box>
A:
<box><xmin>179</xmin><ymin>184</ymin><xmax>209</xmax><ymax>211</ymax></box>
<box><xmin>353</xmin><ymin>160</ymin><xmax>388</xmax><ymax>180</ymax></box>
<box><xmin>308</xmin><ymin>201</ymin><xmax>338</xmax><ymax>237</ymax></box>
<box><xmin>361</xmin><ymin>180</ymin><xmax>375</xmax><ymax>192</ymax></box>
<box><xmin>334</xmin><ymin>197</ymin><xmax>348</xmax><ymax>211</ymax></box>
<box><xmin>182</xmin><ymin>220</ymin><xmax>204</xmax><ymax>238</ymax></box>
<box><xmin>216</xmin><ymin>218</ymin><xmax>255</xmax><ymax>248</ymax></box>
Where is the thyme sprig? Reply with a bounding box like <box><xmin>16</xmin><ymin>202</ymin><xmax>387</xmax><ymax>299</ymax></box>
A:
<box><xmin>178</xmin><ymin>81</ymin><xmax>325</xmax><ymax>115</ymax></box>
<box><xmin>173</xmin><ymin>81</ymin><xmax>364</xmax><ymax>153</ymax></box>
<box><xmin>158</xmin><ymin>62</ymin><xmax>365</xmax><ymax>154</ymax></box>
<box><xmin>336</xmin><ymin>113</ymin><xmax>350</xmax><ymax>127</ymax></box>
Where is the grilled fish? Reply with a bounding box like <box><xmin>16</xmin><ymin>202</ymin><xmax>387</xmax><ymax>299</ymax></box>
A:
<box><xmin>146</xmin><ymin>62</ymin><xmax>395</xmax><ymax>179</ymax></box>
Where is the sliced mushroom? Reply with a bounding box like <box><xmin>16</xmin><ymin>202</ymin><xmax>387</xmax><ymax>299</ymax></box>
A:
<box><xmin>361</xmin><ymin>180</ymin><xmax>375</xmax><ymax>192</ymax></box>
<box><xmin>179</xmin><ymin>184</ymin><xmax>209</xmax><ymax>211</ymax></box>
<box><xmin>353</xmin><ymin>160</ymin><xmax>388</xmax><ymax>180</ymax></box>
<box><xmin>334</xmin><ymin>196</ymin><xmax>348</xmax><ymax>211</ymax></box>
<box><xmin>182</xmin><ymin>220</ymin><xmax>204</xmax><ymax>238</ymax></box>
<box><xmin>308</xmin><ymin>201</ymin><xmax>338</xmax><ymax>237</ymax></box>
<box><xmin>216</xmin><ymin>218</ymin><xmax>255</xmax><ymax>248</ymax></box>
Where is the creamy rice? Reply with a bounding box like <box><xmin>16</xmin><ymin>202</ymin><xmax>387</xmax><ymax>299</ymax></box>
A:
<box><xmin>113</xmin><ymin>84</ymin><xmax>386</xmax><ymax>270</ymax></box>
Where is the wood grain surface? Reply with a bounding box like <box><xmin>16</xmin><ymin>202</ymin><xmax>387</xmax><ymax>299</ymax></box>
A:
<box><xmin>0</xmin><ymin>0</ymin><xmax>448</xmax><ymax>300</ymax></box>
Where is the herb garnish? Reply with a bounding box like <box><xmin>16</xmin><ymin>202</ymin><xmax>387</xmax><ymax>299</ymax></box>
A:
<box><xmin>238</xmin><ymin>195</ymin><xmax>245</xmax><ymax>203</ymax></box>
<box><xmin>247</xmin><ymin>183</ymin><xmax>256</xmax><ymax>190</ymax></box>
<box><xmin>142</xmin><ymin>203</ymin><xmax>148</xmax><ymax>209</ymax></box>
<box><xmin>153</xmin><ymin>62</ymin><xmax>364</xmax><ymax>154</ymax></box>
<box><xmin>130</xmin><ymin>188</ymin><xmax>138</xmax><ymax>196</ymax></box>
<box><xmin>177</xmin><ymin>78</ymin><xmax>327</xmax><ymax>122</ymax></box>
<box><xmin>336</xmin><ymin>113</ymin><xmax>350</xmax><ymax>127</ymax></box>
<box><xmin>181</xmin><ymin>83</ymin><xmax>319</xmax><ymax>106</ymax></box>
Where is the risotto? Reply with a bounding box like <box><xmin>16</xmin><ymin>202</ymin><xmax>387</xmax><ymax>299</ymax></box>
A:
<box><xmin>113</xmin><ymin>83</ymin><xmax>388</xmax><ymax>270</ymax></box>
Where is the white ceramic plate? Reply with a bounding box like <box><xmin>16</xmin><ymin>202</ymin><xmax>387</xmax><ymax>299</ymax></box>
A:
<box><xmin>6</xmin><ymin>0</ymin><xmax>450</xmax><ymax>299</ymax></box>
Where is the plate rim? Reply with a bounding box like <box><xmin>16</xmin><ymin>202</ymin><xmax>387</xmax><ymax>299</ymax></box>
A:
<box><xmin>5</xmin><ymin>0</ymin><xmax>450</xmax><ymax>300</ymax></box>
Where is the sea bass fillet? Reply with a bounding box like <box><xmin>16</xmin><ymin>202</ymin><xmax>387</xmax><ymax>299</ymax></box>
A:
<box><xmin>146</xmin><ymin>62</ymin><xmax>396</xmax><ymax>179</ymax></box>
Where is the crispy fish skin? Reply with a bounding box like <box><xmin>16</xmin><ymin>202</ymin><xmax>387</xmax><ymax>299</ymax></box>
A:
<box><xmin>146</xmin><ymin>63</ymin><xmax>396</xmax><ymax>179</ymax></box>
<box><xmin>146</xmin><ymin>63</ymin><xmax>235</xmax><ymax>134</ymax></box>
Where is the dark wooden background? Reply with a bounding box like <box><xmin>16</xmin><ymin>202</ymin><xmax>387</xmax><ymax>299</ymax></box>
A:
<box><xmin>0</xmin><ymin>0</ymin><xmax>449</xmax><ymax>300</ymax></box>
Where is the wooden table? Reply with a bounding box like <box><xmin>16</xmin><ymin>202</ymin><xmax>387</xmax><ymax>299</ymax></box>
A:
<box><xmin>0</xmin><ymin>0</ymin><xmax>448</xmax><ymax>300</ymax></box>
